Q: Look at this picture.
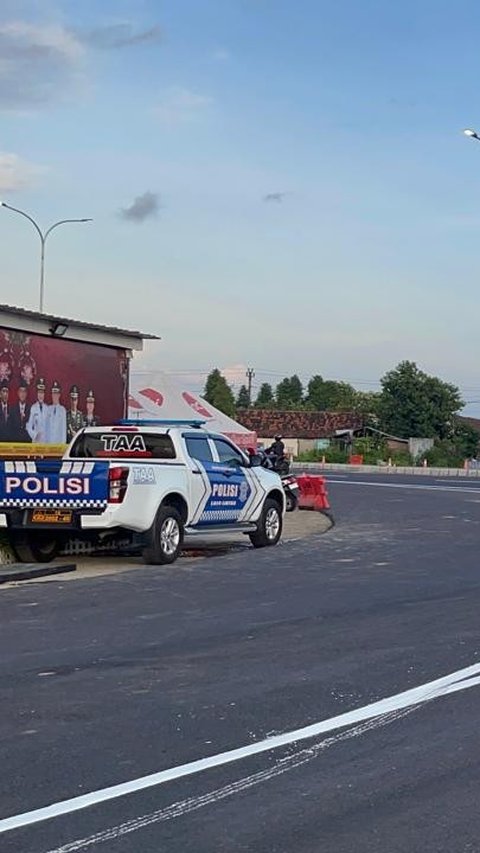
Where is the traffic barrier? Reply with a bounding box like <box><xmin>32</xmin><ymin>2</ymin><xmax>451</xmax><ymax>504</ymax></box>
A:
<box><xmin>349</xmin><ymin>454</ymin><xmax>363</xmax><ymax>465</ymax></box>
<box><xmin>297</xmin><ymin>474</ymin><xmax>331</xmax><ymax>513</ymax></box>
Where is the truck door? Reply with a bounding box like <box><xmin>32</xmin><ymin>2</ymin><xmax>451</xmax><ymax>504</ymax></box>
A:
<box><xmin>183</xmin><ymin>433</ymin><xmax>216</xmax><ymax>525</ymax></box>
<box><xmin>183</xmin><ymin>434</ymin><xmax>251</xmax><ymax>526</ymax></box>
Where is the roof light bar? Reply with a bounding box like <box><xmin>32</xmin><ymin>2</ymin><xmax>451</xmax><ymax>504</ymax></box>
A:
<box><xmin>118</xmin><ymin>418</ymin><xmax>207</xmax><ymax>428</ymax></box>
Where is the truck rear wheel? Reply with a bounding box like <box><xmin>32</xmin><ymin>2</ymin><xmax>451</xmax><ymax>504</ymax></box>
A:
<box><xmin>143</xmin><ymin>506</ymin><xmax>184</xmax><ymax>565</ymax></box>
<box><xmin>249</xmin><ymin>498</ymin><xmax>283</xmax><ymax>548</ymax></box>
<box><xmin>10</xmin><ymin>533</ymin><xmax>60</xmax><ymax>563</ymax></box>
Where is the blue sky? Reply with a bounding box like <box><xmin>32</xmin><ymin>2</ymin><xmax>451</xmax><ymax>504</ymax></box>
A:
<box><xmin>2</xmin><ymin>0</ymin><xmax>480</xmax><ymax>409</ymax></box>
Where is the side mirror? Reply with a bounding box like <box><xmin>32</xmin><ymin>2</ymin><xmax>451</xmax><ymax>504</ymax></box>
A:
<box><xmin>248</xmin><ymin>453</ymin><xmax>263</xmax><ymax>468</ymax></box>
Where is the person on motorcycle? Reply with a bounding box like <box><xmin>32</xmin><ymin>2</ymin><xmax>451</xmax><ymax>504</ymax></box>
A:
<box><xmin>266</xmin><ymin>435</ymin><xmax>290</xmax><ymax>475</ymax></box>
<box><xmin>269</xmin><ymin>434</ymin><xmax>286</xmax><ymax>459</ymax></box>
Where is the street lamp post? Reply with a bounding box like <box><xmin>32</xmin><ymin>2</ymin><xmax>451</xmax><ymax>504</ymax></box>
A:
<box><xmin>463</xmin><ymin>128</ymin><xmax>480</xmax><ymax>142</ymax></box>
<box><xmin>0</xmin><ymin>202</ymin><xmax>92</xmax><ymax>313</ymax></box>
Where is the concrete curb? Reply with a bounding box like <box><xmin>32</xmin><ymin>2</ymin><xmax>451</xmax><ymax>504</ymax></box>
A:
<box><xmin>292</xmin><ymin>463</ymin><xmax>480</xmax><ymax>478</ymax></box>
<box><xmin>0</xmin><ymin>562</ymin><xmax>76</xmax><ymax>584</ymax></box>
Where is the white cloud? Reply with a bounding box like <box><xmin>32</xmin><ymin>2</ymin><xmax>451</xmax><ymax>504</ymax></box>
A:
<box><xmin>1</xmin><ymin>20</ymin><xmax>84</xmax><ymax>61</ymax></box>
<box><xmin>221</xmin><ymin>364</ymin><xmax>248</xmax><ymax>389</ymax></box>
<box><xmin>154</xmin><ymin>87</ymin><xmax>213</xmax><ymax>126</ymax></box>
<box><xmin>0</xmin><ymin>21</ymin><xmax>85</xmax><ymax>110</ymax></box>
<box><xmin>0</xmin><ymin>19</ymin><xmax>161</xmax><ymax>111</ymax></box>
<box><xmin>0</xmin><ymin>151</ymin><xmax>43</xmax><ymax>191</ymax></box>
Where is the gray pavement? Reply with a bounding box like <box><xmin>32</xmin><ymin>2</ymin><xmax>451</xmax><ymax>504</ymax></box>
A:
<box><xmin>1</xmin><ymin>476</ymin><xmax>480</xmax><ymax>851</ymax></box>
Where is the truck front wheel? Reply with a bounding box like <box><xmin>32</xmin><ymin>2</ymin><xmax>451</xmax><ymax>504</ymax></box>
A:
<box><xmin>10</xmin><ymin>533</ymin><xmax>60</xmax><ymax>563</ymax></box>
<box><xmin>143</xmin><ymin>506</ymin><xmax>184</xmax><ymax>565</ymax></box>
<box><xmin>249</xmin><ymin>498</ymin><xmax>283</xmax><ymax>548</ymax></box>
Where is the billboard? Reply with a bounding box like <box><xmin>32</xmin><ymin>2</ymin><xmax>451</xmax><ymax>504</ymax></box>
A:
<box><xmin>0</xmin><ymin>329</ymin><xmax>128</xmax><ymax>454</ymax></box>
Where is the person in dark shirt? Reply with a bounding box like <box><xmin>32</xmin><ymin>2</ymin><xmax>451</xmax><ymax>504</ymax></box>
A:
<box><xmin>67</xmin><ymin>384</ymin><xmax>84</xmax><ymax>442</ymax></box>
<box><xmin>84</xmin><ymin>389</ymin><xmax>99</xmax><ymax>427</ymax></box>
<box><xmin>0</xmin><ymin>381</ymin><xmax>10</xmax><ymax>442</ymax></box>
<box><xmin>268</xmin><ymin>434</ymin><xmax>286</xmax><ymax>459</ymax></box>
<box><xmin>9</xmin><ymin>382</ymin><xmax>31</xmax><ymax>442</ymax></box>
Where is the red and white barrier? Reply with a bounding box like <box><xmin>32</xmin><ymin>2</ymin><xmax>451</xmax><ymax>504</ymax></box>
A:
<box><xmin>296</xmin><ymin>474</ymin><xmax>331</xmax><ymax>513</ymax></box>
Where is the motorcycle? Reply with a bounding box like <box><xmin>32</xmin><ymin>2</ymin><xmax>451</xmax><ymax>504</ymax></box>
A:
<box><xmin>254</xmin><ymin>449</ymin><xmax>299</xmax><ymax>512</ymax></box>
<box><xmin>281</xmin><ymin>473</ymin><xmax>300</xmax><ymax>512</ymax></box>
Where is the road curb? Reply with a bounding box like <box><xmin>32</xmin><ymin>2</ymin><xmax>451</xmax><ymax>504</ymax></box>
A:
<box><xmin>0</xmin><ymin>563</ymin><xmax>76</xmax><ymax>585</ymax></box>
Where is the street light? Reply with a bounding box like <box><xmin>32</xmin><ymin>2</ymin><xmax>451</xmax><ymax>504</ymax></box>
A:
<box><xmin>0</xmin><ymin>202</ymin><xmax>92</xmax><ymax>313</ymax></box>
<box><xmin>463</xmin><ymin>128</ymin><xmax>480</xmax><ymax>141</ymax></box>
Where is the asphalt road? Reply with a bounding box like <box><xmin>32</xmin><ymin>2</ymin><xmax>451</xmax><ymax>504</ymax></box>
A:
<box><xmin>2</xmin><ymin>474</ymin><xmax>480</xmax><ymax>852</ymax></box>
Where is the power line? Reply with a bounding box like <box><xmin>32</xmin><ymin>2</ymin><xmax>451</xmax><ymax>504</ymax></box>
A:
<box><xmin>161</xmin><ymin>367</ymin><xmax>480</xmax><ymax>396</ymax></box>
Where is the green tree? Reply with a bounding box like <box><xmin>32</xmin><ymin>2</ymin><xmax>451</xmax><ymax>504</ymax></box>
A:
<box><xmin>306</xmin><ymin>375</ymin><xmax>356</xmax><ymax>410</ymax></box>
<box><xmin>275</xmin><ymin>375</ymin><xmax>303</xmax><ymax>409</ymax></box>
<box><xmin>255</xmin><ymin>383</ymin><xmax>275</xmax><ymax>409</ymax></box>
<box><xmin>236</xmin><ymin>385</ymin><xmax>250</xmax><ymax>409</ymax></box>
<box><xmin>352</xmin><ymin>391</ymin><xmax>382</xmax><ymax>418</ymax></box>
<box><xmin>379</xmin><ymin>361</ymin><xmax>463</xmax><ymax>439</ymax></box>
<box><xmin>203</xmin><ymin>369</ymin><xmax>236</xmax><ymax>417</ymax></box>
<box><xmin>305</xmin><ymin>375</ymin><xmax>325</xmax><ymax>409</ymax></box>
<box><xmin>450</xmin><ymin>419</ymin><xmax>479</xmax><ymax>458</ymax></box>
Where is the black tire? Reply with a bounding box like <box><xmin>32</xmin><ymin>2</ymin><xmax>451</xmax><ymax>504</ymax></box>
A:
<box><xmin>249</xmin><ymin>498</ymin><xmax>283</xmax><ymax>548</ymax></box>
<box><xmin>143</xmin><ymin>505</ymin><xmax>184</xmax><ymax>565</ymax></box>
<box><xmin>10</xmin><ymin>533</ymin><xmax>60</xmax><ymax>563</ymax></box>
<box><xmin>285</xmin><ymin>490</ymin><xmax>298</xmax><ymax>513</ymax></box>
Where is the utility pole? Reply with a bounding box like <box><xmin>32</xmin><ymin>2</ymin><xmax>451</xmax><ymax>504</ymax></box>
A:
<box><xmin>246</xmin><ymin>367</ymin><xmax>255</xmax><ymax>406</ymax></box>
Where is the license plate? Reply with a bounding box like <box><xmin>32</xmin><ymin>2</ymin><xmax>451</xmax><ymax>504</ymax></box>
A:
<box><xmin>31</xmin><ymin>510</ymin><xmax>73</xmax><ymax>524</ymax></box>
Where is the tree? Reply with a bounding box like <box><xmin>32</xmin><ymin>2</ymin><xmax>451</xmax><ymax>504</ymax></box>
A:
<box><xmin>255</xmin><ymin>383</ymin><xmax>275</xmax><ymax>409</ymax></box>
<box><xmin>203</xmin><ymin>369</ymin><xmax>236</xmax><ymax>417</ymax></box>
<box><xmin>275</xmin><ymin>375</ymin><xmax>303</xmax><ymax>409</ymax></box>
<box><xmin>378</xmin><ymin>361</ymin><xmax>463</xmax><ymax>439</ymax></box>
<box><xmin>236</xmin><ymin>385</ymin><xmax>250</xmax><ymax>409</ymax></box>
<box><xmin>305</xmin><ymin>375</ymin><xmax>325</xmax><ymax>409</ymax></box>
<box><xmin>352</xmin><ymin>391</ymin><xmax>381</xmax><ymax>418</ymax></box>
<box><xmin>450</xmin><ymin>419</ymin><xmax>479</xmax><ymax>458</ymax></box>
<box><xmin>306</xmin><ymin>375</ymin><xmax>357</xmax><ymax>411</ymax></box>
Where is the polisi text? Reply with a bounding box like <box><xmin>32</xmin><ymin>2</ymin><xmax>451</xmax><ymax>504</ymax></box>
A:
<box><xmin>5</xmin><ymin>476</ymin><xmax>89</xmax><ymax>496</ymax></box>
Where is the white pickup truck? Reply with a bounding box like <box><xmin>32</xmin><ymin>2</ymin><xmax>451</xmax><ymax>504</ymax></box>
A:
<box><xmin>0</xmin><ymin>420</ymin><xmax>285</xmax><ymax>565</ymax></box>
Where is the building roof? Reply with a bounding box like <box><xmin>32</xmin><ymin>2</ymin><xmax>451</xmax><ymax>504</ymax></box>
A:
<box><xmin>237</xmin><ymin>408</ymin><xmax>364</xmax><ymax>439</ymax></box>
<box><xmin>0</xmin><ymin>304</ymin><xmax>159</xmax><ymax>351</ymax></box>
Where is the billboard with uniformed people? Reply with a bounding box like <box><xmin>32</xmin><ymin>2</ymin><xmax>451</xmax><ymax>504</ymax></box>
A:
<box><xmin>0</xmin><ymin>329</ymin><xmax>128</xmax><ymax>456</ymax></box>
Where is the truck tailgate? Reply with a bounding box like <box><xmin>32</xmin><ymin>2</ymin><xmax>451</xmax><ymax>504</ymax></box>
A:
<box><xmin>0</xmin><ymin>460</ymin><xmax>109</xmax><ymax>510</ymax></box>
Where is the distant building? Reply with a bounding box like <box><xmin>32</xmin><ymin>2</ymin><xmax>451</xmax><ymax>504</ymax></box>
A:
<box><xmin>236</xmin><ymin>408</ymin><xmax>364</xmax><ymax>456</ymax></box>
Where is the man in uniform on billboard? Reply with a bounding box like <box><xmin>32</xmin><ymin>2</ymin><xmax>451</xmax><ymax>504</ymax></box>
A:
<box><xmin>0</xmin><ymin>381</ymin><xmax>10</xmax><ymax>441</ymax></box>
<box><xmin>46</xmin><ymin>380</ymin><xmax>67</xmax><ymax>444</ymax></box>
<box><xmin>10</xmin><ymin>381</ymin><xmax>31</xmax><ymax>443</ymax></box>
<box><xmin>67</xmin><ymin>384</ymin><xmax>84</xmax><ymax>442</ymax></box>
<box><xmin>84</xmin><ymin>389</ymin><xmax>99</xmax><ymax>427</ymax></box>
<box><xmin>27</xmin><ymin>378</ymin><xmax>48</xmax><ymax>443</ymax></box>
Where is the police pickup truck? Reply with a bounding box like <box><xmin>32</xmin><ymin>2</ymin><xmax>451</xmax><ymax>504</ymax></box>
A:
<box><xmin>0</xmin><ymin>420</ymin><xmax>285</xmax><ymax>565</ymax></box>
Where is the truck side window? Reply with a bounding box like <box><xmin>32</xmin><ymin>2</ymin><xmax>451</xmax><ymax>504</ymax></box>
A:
<box><xmin>213</xmin><ymin>439</ymin><xmax>245</xmax><ymax>467</ymax></box>
<box><xmin>185</xmin><ymin>436</ymin><xmax>213</xmax><ymax>463</ymax></box>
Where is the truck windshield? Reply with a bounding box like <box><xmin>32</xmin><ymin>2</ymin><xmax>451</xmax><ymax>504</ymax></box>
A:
<box><xmin>69</xmin><ymin>431</ymin><xmax>177</xmax><ymax>459</ymax></box>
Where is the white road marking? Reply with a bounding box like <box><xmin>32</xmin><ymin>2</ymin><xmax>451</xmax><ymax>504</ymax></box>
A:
<box><xmin>328</xmin><ymin>479</ymin><xmax>480</xmax><ymax>494</ymax></box>
<box><xmin>2</xmin><ymin>661</ymin><xmax>480</xmax><ymax>837</ymax></box>
<box><xmin>44</xmin><ymin>710</ymin><xmax>413</xmax><ymax>853</ymax></box>
<box><xmin>434</xmin><ymin>478</ymin><xmax>480</xmax><ymax>484</ymax></box>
